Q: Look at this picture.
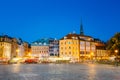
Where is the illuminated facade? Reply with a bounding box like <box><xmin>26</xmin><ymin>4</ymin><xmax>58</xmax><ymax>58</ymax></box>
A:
<box><xmin>31</xmin><ymin>38</ymin><xmax>59</xmax><ymax>59</ymax></box>
<box><xmin>60</xmin><ymin>34</ymin><xmax>80</xmax><ymax>62</ymax></box>
<box><xmin>49</xmin><ymin>38</ymin><xmax>59</xmax><ymax>56</ymax></box>
<box><xmin>0</xmin><ymin>35</ymin><xmax>30</xmax><ymax>60</ymax></box>
<box><xmin>31</xmin><ymin>38</ymin><xmax>49</xmax><ymax>58</ymax></box>
<box><xmin>95</xmin><ymin>40</ymin><xmax>108</xmax><ymax>60</ymax></box>
<box><xmin>59</xmin><ymin>22</ymin><xmax>107</xmax><ymax>62</ymax></box>
<box><xmin>11</xmin><ymin>38</ymin><xmax>19</xmax><ymax>58</ymax></box>
<box><xmin>59</xmin><ymin>33</ymin><xmax>96</xmax><ymax>62</ymax></box>
<box><xmin>79</xmin><ymin>36</ymin><xmax>96</xmax><ymax>61</ymax></box>
<box><xmin>17</xmin><ymin>38</ymin><xmax>30</xmax><ymax>58</ymax></box>
<box><xmin>23</xmin><ymin>42</ymin><xmax>29</xmax><ymax>57</ymax></box>
<box><xmin>0</xmin><ymin>35</ymin><xmax>12</xmax><ymax>60</ymax></box>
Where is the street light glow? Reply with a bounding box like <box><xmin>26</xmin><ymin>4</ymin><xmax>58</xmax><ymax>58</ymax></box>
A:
<box><xmin>91</xmin><ymin>52</ymin><xmax>94</xmax><ymax>56</ymax></box>
<box><xmin>115</xmin><ymin>50</ymin><xmax>118</xmax><ymax>53</ymax></box>
<box><xmin>16</xmin><ymin>49</ymin><xmax>19</xmax><ymax>53</ymax></box>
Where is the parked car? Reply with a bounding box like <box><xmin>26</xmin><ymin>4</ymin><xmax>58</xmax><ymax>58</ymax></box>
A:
<box><xmin>24</xmin><ymin>59</ymin><xmax>39</xmax><ymax>64</ymax></box>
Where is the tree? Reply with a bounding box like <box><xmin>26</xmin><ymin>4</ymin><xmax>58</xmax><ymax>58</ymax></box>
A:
<box><xmin>106</xmin><ymin>32</ymin><xmax>120</xmax><ymax>56</ymax></box>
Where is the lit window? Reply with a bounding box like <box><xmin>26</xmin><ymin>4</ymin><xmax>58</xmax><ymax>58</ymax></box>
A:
<box><xmin>65</xmin><ymin>52</ymin><xmax>67</xmax><ymax>55</ymax></box>
<box><xmin>65</xmin><ymin>47</ymin><xmax>67</xmax><ymax>49</ymax></box>
<box><xmin>69</xmin><ymin>52</ymin><xmax>71</xmax><ymax>54</ymax></box>
<box><xmin>68</xmin><ymin>42</ymin><xmax>71</xmax><ymax>44</ymax></box>
<box><xmin>72</xmin><ymin>37</ymin><xmax>75</xmax><ymax>39</ymax></box>
<box><xmin>65</xmin><ymin>42</ymin><xmax>66</xmax><ymax>44</ymax></box>
<box><xmin>72</xmin><ymin>41</ymin><xmax>74</xmax><ymax>44</ymax></box>
<box><xmin>76</xmin><ymin>37</ymin><xmax>78</xmax><ymax>39</ymax></box>
<box><xmin>61</xmin><ymin>52</ymin><xmax>63</xmax><ymax>55</ymax></box>
<box><xmin>69</xmin><ymin>46</ymin><xmax>71</xmax><ymax>49</ymax></box>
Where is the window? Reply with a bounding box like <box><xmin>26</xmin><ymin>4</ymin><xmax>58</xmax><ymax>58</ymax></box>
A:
<box><xmin>68</xmin><ymin>42</ymin><xmax>71</xmax><ymax>44</ymax></box>
<box><xmin>69</xmin><ymin>46</ymin><xmax>71</xmax><ymax>49</ymax></box>
<box><xmin>65</xmin><ymin>42</ymin><xmax>66</xmax><ymax>44</ymax></box>
<box><xmin>80</xmin><ymin>51</ymin><xmax>84</xmax><ymax>54</ymax></box>
<box><xmin>65</xmin><ymin>47</ymin><xmax>67</xmax><ymax>49</ymax></box>
<box><xmin>76</xmin><ymin>37</ymin><xmax>78</xmax><ymax>39</ymax></box>
<box><xmin>72</xmin><ymin>37</ymin><xmax>75</xmax><ymax>39</ymax></box>
<box><xmin>69</xmin><ymin>52</ymin><xmax>71</xmax><ymax>55</ymax></box>
<box><xmin>65</xmin><ymin>52</ymin><xmax>67</xmax><ymax>55</ymax></box>
<box><xmin>44</xmin><ymin>43</ymin><xmax>46</xmax><ymax>45</ymax></box>
<box><xmin>39</xmin><ymin>43</ymin><xmax>41</xmax><ymax>45</ymax></box>
<box><xmin>86</xmin><ymin>52</ymin><xmax>90</xmax><ymax>54</ymax></box>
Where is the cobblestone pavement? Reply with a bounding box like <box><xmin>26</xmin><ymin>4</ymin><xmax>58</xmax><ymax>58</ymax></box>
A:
<box><xmin>0</xmin><ymin>63</ymin><xmax>120</xmax><ymax>80</ymax></box>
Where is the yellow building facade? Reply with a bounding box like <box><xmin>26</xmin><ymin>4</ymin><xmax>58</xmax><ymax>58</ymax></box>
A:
<box><xmin>59</xmin><ymin>33</ymin><xmax>96</xmax><ymax>62</ymax></box>
<box><xmin>0</xmin><ymin>42</ymin><xmax>11</xmax><ymax>60</ymax></box>
<box><xmin>60</xmin><ymin>39</ymin><xmax>80</xmax><ymax>62</ymax></box>
<box><xmin>79</xmin><ymin>40</ymin><xmax>96</xmax><ymax>61</ymax></box>
<box><xmin>0</xmin><ymin>35</ymin><xmax>30</xmax><ymax>60</ymax></box>
<box><xmin>95</xmin><ymin>42</ymin><xmax>109</xmax><ymax>60</ymax></box>
<box><xmin>11</xmin><ymin>38</ymin><xmax>19</xmax><ymax>58</ymax></box>
<box><xmin>0</xmin><ymin>35</ymin><xmax>12</xmax><ymax>60</ymax></box>
<box><xmin>59</xmin><ymin>21</ymin><xmax>108</xmax><ymax>62</ymax></box>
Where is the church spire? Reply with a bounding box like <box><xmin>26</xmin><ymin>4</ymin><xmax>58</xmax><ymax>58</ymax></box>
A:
<box><xmin>80</xmin><ymin>19</ymin><xmax>84</xmax><ymax>35</ymax></box>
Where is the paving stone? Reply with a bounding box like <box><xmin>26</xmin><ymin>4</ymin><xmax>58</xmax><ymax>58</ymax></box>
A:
<box><xmin>0</xmin><ymin>64</ymin><xmax>120</xmax><ymax>80</ymax></box>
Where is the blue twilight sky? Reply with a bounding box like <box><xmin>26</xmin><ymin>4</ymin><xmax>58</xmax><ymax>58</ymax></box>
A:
<box><xmin>0</xmin><ymin>0</ymin><xmax>120</xmax><ymax>43</ymax></box>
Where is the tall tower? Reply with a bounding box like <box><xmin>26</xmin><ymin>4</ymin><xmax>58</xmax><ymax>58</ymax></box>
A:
<box><xmin>80</xmin><ymin>19</ymin><xmax>84</xmax><ymax>35</ymax></box>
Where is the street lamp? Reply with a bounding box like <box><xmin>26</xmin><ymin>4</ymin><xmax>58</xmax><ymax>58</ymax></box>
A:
<box><xmin>91</xmin><ymin>52</ymin><xmax>94</xmax><ymax>60</ymax></box>
<box><xmin>114</xmin><ymin>50</ymin><xmax>118</xmax><ymax>66</ymax></box>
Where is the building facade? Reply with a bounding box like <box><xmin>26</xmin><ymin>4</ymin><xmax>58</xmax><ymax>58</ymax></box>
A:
<box><xmin>79</xmin><ymin>36</ymin><xmax>96</xmax><ymax>61</ymax></box>
<box><xmin>17</xmin><ymin>38</ymin><xmax>26</xmax><ymax>58</ymax></box>
<box><xmin>0</xmin><ymin>35</ymin><xmax>30</xmax><ymax>61</ymax></box>
<box><xmin>59</xmin><ymin>22</ymin><xmax>106</xmax><ymax>62</ymax></box>
<box><xmin>23</xmin><ymin>42</ymin><xmax>29</xmax><ymax>57</ymax></box>
<box><xmin>11</xmin><ymin>38</ymin><xmax>19</xmax><ymax>58</ymax></box>
<box><xmin>31</xmin><ymin>38</ymin><xmax>59</xmax><ymax>60</ymax></box>
<box><xmin>31</xmin><ymin>38</ymin><xmax>49</xmax><ymax>59</ymax></box>
<box><xmin>0</xmin><ymin>35</ymin><xmax>12</xmax><ymax>60</ymax></box>
<box><xmin>59</xmin><ymin>33</ymin><xmax>96</xmax><ymax>62</ymax></box>
<box><xmin>59</xmin><ymin>34</ymin><xmax>80</xmax><ymax>62</ymax></box>
<box><xmin>49</xmin><ymin>38</ymin><xmax>59</xmax><ymax>56</ymax></box>
<box><xmin>95</xmin><ymin>40</ymin><xmax>108</xmax><ymax>60</ymax></box>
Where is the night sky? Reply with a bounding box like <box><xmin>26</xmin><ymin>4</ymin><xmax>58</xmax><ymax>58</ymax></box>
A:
<box><xmin>0</xmin><ymin>0</ymin><xmax>120</xmax><ymax>43</ymax></box>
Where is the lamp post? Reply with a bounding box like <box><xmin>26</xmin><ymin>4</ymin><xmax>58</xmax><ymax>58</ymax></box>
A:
<box><xmin>115</xmin><ymin>50</ymin><xmax>118</xmax><ymax>66</ymax></box>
